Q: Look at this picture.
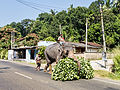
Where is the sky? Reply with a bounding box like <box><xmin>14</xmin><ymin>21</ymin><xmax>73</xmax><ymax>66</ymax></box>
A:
<box><xmin>0</xmin><ymin>0</ymin><xmax>95</xmax><ymax>27</ymax></box>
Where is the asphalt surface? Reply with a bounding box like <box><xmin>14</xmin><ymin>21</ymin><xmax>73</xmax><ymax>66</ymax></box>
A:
<box><xmin>0</xmin><ymin>60</ymin><xmax>120</xmax><ymax>90</ymax></box>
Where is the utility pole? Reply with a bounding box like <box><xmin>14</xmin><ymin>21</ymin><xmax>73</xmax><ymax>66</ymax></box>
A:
<box><xmin>11</xmin><ymin>32</ymin><xmax>12</xmax><ymax>49</ymax></box>
<box><xmin>100</xmin><ymin>4</ymin><xmax>107</xmax><ymax>68</ymax></box>
<box><xmin>85</xmin><ymin>18</ymin><xmax>88</xmax><ymax>52</ymax></box>
<box><xmin>59</xmin><ymin>24</ymin><xmax>62</xmax><ymax>35</ymax></box>
<box><xmin>11</xmin><ymin>31</ymin><xmax>15</xmax><ymax>49</ymax></box>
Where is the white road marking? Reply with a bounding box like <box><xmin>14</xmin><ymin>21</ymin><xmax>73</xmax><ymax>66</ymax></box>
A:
<box><xmin>93</xmin><ymin>78</ymin><xmax>120</xmax><ymax>86</ymax></box>
<box><xmin>15</xmin><ymin>72</ymin><xmax>32</xmax><ymax>80</ymax></box>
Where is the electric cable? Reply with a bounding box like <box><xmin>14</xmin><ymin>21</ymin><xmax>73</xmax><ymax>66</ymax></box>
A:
<box><xmin>16</xmin><ymin>0</ymin><xmax>65</xmax><ymax>12</ymax></box>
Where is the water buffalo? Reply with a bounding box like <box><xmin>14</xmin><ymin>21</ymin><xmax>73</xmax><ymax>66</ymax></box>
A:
<box><xmin>44</xmin><ymin>42</ymin><xmax>81</xmax><ymax>74</ymax></box>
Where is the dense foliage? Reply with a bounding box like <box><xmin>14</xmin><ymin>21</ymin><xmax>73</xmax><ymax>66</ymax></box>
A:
<box><xmin>0</xmin><ymin>0</ymin><xmax>119</xmax><ymax>49</ymax></box>
<box><xmin>51</xmin><ymin>58</ymin><xmax>94</xmax><ymax>81</ymax></box>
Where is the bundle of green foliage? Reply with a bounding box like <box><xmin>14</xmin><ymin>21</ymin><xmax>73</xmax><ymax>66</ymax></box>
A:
<box><xmin>44</xmin><ymin>36</ymin><xmax>56</xmax><ymax>41</ymax></box>
<box><xmin>51</xmin><ymin>57</ymin><xmax>94</xmax><ymax>81</ymax></box>
<box><xmin>78</xmin><ymin>58</ymin><xmax>94</xmax><ymax>79</ymax></box>
<box><xmin>37</xmin><ymin>46</ymin><xmax>46</xmax><ymax>59</ymax></box>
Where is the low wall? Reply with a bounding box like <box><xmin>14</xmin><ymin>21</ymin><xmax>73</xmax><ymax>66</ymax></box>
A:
<box><xmin>74</xmin><ymin>53</ymin><xmax>114</xmax><ymax>60</ymax></box>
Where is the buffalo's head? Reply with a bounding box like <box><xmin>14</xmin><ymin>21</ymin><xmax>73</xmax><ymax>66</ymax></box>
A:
<box><xmin>61</xmin><ymin>44</ymin><xmax>74</xmax><ymax>58</ymax></box>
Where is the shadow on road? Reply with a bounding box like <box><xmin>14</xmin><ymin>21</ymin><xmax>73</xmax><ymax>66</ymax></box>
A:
<box><xmin>0</xmin><ymin>67</ymin><xmax>10</xmax><ymax>70</ymax></box>
<box><xmin>105</xmin><ymin>87</ymin><xmax>120</xmax><ymax>90</ymax></box>
<box><xmin>0</xmin><ymin>71</ymin><xmax>3</xmax><ymax>73</ymax></box>
<box><xmin>96</xmin><ymin>62</ymin><xmax>105</xmax><ymax>68</ymax></box>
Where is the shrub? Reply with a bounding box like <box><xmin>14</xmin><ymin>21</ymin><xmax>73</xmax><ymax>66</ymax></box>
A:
<box><xmin>4</xmin><ymin>50</ymin><xmax>8</xmax><ymax>60</ymax></box>
<box><xmin>112</xmin><ymin>46</ymin><xmax>120</xmax><ymax>74</ymax></box>
<box><xmin>0</xmin><ymin>49</ymin><xmax>5</xmax><ymax>59</ymax></box>
<box><xmin>0</xmin><ymin>49</ymin><xmax>3</xmax><ymax>58</ymax></box>
<box><xmin>0</xmin><ymin>49</ymin><xmax>8</xmax><ymax>59</ymax></box>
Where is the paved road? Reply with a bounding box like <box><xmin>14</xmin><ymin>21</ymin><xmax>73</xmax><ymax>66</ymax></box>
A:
<box><xmin>0</xmin><ymin>60</ymin><xmax>120</xmax><ymax>90</ymax></box>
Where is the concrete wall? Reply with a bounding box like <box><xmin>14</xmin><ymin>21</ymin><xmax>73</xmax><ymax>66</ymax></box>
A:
<box><xmin>74</xmin><ymin>53</ymin><xmax>114</xmax><ymax>60</ymax></box>
<box><xmin>25</xmin><ymin>49</ymin><xmax>37</xmax><ymax>63</ymax></box>
<box><xmin>8</xmin><ymin>50</ymin><xmax>14</xmax><ymax>60</ymax></box>
<box><xmin>87</xmin><ymin>48</ymin><xmax>99</xmax><ymax>52</ymax></box>
<box><xmin>26</xmin><ymin>49</ymin><xmax>30</xmax><ymax>62</ymax></box>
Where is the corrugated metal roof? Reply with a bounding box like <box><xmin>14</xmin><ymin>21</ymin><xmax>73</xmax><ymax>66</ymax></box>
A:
<box><xmin>12</xmin><ymin>46</ymin><xmax>37</xmax><ymax>50</ymax></box>
<box><xmin>38</xmin><ymin>41</ymin><xmax>56</xmax><ymax>46</ymax></box>
<box><xmin>12</xmin><ymin>41</ymin><xmax>102</xmax><ymax>50</ymax></box>
<box><xmin>80</xmin><ymin>41</ymin><xmax>102</xmax><ymax>47</ymax></box>
<box><xmin>65</xmin><ymin>42</ymin><xmax>102</xmax><ymax>49</ymax></box>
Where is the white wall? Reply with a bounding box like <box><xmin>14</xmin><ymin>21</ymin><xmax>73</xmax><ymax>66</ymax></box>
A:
<box><xmin>87</xmin><ymin>48</ymin><xmax>98</xmax><ymax>52</ymax></box>
<box><xmin>26</xmin><ymin>49</ymin><xmax>30</xmax><ymax>62</ymax></box>
<box><xmin>8</xmin><ymin>50</ymin><xmax>14</xmax><ymax>60</ymax></box>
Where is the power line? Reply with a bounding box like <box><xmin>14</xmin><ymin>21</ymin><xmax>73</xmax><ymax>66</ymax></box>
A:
<box><xmin>25</xmin><ymin>0</ymin><xmax>65</xmax><ymax>9</ymax></box>
<box><xmin>16</xmin><ymin>0</ymin><xmax>46</xmax><ymax>12</ymax></box>
<box><xmin>16</xmin><ymin>0</ymin><xmax>65</xmax><ymax>12</ymax></box>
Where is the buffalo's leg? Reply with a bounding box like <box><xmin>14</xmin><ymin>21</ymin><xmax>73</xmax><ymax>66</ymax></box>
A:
<box><xmin>56</xmin><ymin>47</ymin><xmax>63</xmax><ymax>64</ymax></box>
<box><xmin>44</xmin><ymin>63</ymin><xmax>49</xmax><ymax>72</ymax></box>
<box><xmin>48</xmin><ymin>64</ymin><xmax>52</xmax><ymax>74</ymax></box>
<box><xmin>77</xmin><ymin>61</ymin><xmax>81</xmax><ymax>74</ymax></box>
<box><xmin>44</xmin><ymin>63</ymin><xmax>52</xmax><ymax>74</ymax></box>
<box><xmin>44</xmin><ymin>50</ymin><xmax>50</xmax><ymax>72</ymax></box>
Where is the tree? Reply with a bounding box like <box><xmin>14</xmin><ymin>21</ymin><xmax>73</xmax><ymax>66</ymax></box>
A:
<box><xmin>22</xmin><ymin>33</ymin><xmax>39</xmax><ymax>46</ymax></box>
<box><xmin>0</xmin><ymin>26</ymin><xmax>18</xmax><ymax>49</ymax></box>
<box><xmin>20</xmin><ymin>19</ymin><xmax>34</xmax><ymax>37</ymax></box>
<box><xmin>88</xmin><ymin>23</ymin><xmax>102</xmax><ymax>44</ymax></box>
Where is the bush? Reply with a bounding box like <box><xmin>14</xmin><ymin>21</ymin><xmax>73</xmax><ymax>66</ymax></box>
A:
<box><xmin>0</xmin><ymin>49</ymin><xmax>3</xmax><ymax>58</ymax></box>
<box><xmin>113</xmin><ymin>55</ymin><xmax>120</xmax><ymax>73</ymax></box>
<box><xmin>0</xmin><ymin>49</ymin><xmax>5</xmax><ymax>59</ymax></box>
<box><xmin>112</xmin><ymin>46</ymin><xmax>120</xmax><ymax>74</ymax></box>
<box><xmin>0</xmin><ymin>49</ymin><xmax>8</xmax><ymax>59</ymax></box>
<box><xmin>51</xmin><ymin>57</ymin><xmax>94</xmax><ymax>81</ymax></box>
<box><xmin>4</xmin><ymin>50</ymin><xmax>8</xmax><ymax>60</ymax></box>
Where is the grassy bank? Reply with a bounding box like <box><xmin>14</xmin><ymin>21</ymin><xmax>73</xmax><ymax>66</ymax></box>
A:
<box><xmin>94</xmin><ymin>70</ymin><xmax>120</xmax><ymax>80</ymax></box>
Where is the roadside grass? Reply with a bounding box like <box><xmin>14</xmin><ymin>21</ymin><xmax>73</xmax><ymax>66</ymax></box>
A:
<box><xmin>94</xmin><ymin>70</ymin><xmax>120</xmax><ymax>80</ymax></box>
<box><xmin>87</xmin><ymin>58</ymin><xmax>102</xmax><ymax>61</ymax></box>
<box><xmin>14</xmin><ymin>60</ymin><xmax>26</xmax><ymax>63</ymax></box>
